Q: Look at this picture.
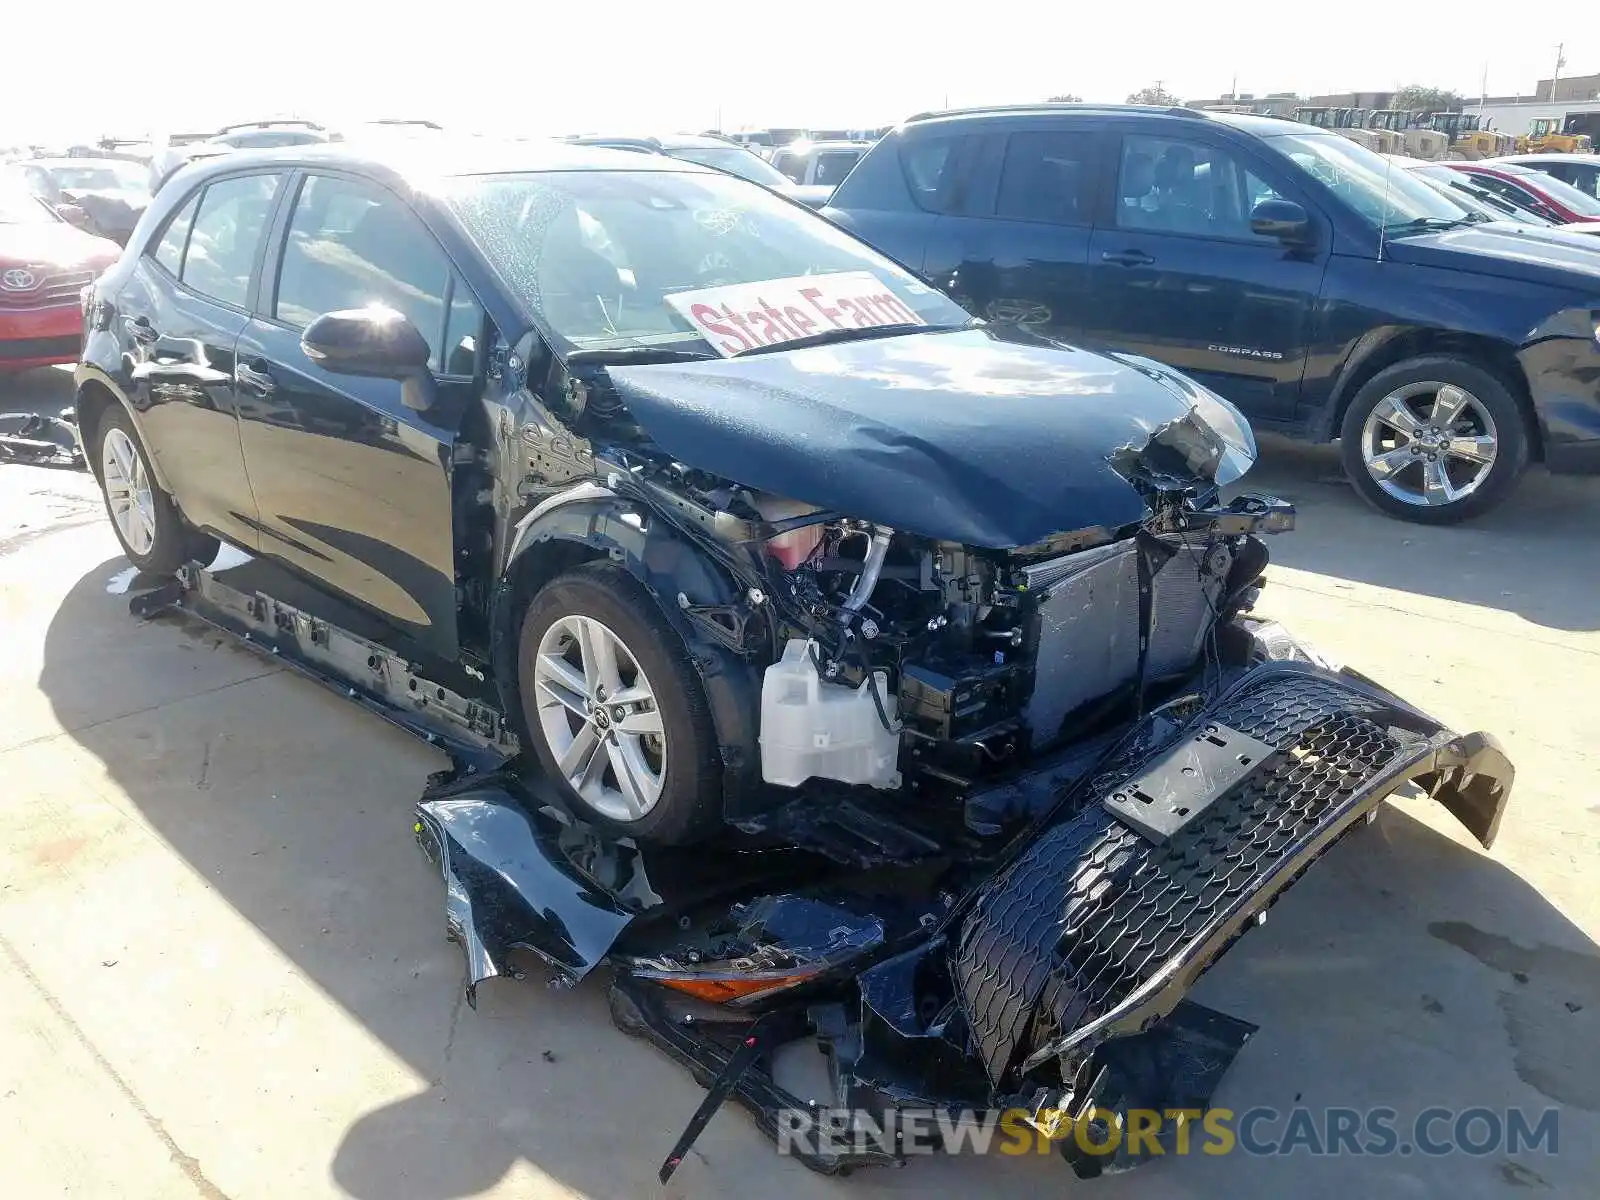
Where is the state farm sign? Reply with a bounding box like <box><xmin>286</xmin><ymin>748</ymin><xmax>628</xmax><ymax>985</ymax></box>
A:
<box><xmin>665</xmin><ymin>271</ymin><xmax>924</xmax><ymax>357</ymax></box>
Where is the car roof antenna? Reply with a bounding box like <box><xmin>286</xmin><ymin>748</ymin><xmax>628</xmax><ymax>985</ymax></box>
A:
<box><xmin>1378</xmin><ymin>154</ymin><xmax>1393</xmax><ymax>264</ymax></box>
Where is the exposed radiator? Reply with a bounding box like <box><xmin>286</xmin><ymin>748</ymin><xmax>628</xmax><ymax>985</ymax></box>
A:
<box><xmin>1022</xmin><ymin>536</ymin><xmax>1230</xmax><ymax>746</ymax></box>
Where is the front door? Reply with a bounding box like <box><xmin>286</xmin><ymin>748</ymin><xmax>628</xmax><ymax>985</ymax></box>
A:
<box><xmin>118</xmin><ymin>173</ymin><xmax>287</xmax><ymax>547</ymax></box>
<box><xmin>234</xmin><ymin>172</ymin><xmax>484</xmax><ymax>659</ymax></box>
<box><xmin>1085</xmin><ymin>132</ymin><xmax>1325</xmax><ymax>420</ymax></box>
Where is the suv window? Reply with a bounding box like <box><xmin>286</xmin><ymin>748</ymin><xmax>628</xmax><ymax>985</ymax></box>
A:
<box><xmin>772</xmin><ymin>152</ymin><xmax>806</xmax><ymax>183</ymax></box>
<box><xmin>814</xmin><ymin>151</ymin><xmax>860</xmax><ymax>187</ymax></box>
<box><xmin>901</xmin><ymin>136</ymin><xmax>964</xmax><ymax>212</ymax></box>
<box><xmin>1116</xmin><ymin>135</ymin><xmax>1269</xmax><ymax>239</ymax></box>
<box><xmin>181</xmin><ymin>174</ymin><xmax>283</xmax><ymax>308</ymax></box>
<box><xmin>152</xmin><ymin>192</ymin><xmax>200</xmax><ymax>276</ymax></box>
<box><xmin>274</xmin><ymin>174</ymin><xmax>482</xmax><ymax>376</ymax></box>
<box><xmin>995</xmin><ymin>131</ymin><xmax>1094</xmax><ymax>226</ymax></box>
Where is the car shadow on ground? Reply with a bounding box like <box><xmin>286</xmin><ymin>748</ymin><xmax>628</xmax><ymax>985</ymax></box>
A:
<box><xmin>1239</xmin><ymin>435</ymin><xmax>1600</xmax><ymax>633</ymax></box>
<box><xmin>36</xmin><ymin>554</ymin><xmax>1600</xmax><ymax>1199</ymax></box>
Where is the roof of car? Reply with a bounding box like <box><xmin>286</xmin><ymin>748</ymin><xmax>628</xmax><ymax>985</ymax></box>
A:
<box><xmin>567</xmin><ymin>133</ymin><xmax>740</xmax><ymax>152</ymax></box>
<box><xmin>774</xmin><ymin>140</ymin><xmax>873</xmax><ymax>153</ymax></box>
<box><xmin>173</xmin><ymin>137</ymin><xmax>713</xmax><ymax>185</ymax></box>
<box><xmin>900</xmin><ymin>103</ymin><xmax>1303</xmax><ymax>137</ymax></box>
<box><xmin>1494</xmin><ymin>153</ymin><xmax>1597</xmax><ymax>166</ymax></box>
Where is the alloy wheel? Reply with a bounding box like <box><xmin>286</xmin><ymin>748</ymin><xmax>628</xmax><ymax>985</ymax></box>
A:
<box><xmin>101</xmin><ymin>427</ymin><xmax>157</xmax><ymax>556</ymax></box>
<box><xmin>1360</xmin><ymin>381</ymin><xmax>1498</xmax><ymax>508</ymax></box>
<box><xmin>532</xmin><ymin>614</ymin><xmax>667</xmax><ymax>823</ymax></box>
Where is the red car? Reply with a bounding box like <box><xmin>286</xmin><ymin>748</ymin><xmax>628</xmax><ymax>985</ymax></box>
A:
<box><xmin>1443</xmin><ymin>160</ymin><xmax>1600</xmax><ymax>226</ymax></box>
<box><xmin>1</xmin><ymin>184</ymin><xmax>121</xmax><ymax>372</ymax></box>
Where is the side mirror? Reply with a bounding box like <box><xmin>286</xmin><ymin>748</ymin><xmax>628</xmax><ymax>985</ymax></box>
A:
<box><xmin>301</xmin><ymin>307</ymin><xmax>437</xmax><ymax>412</ymax></box>
<box><xmin>1250</xmin><ymin>198</ymin><xmax>1313</xmax><ymax>245</ymax></box>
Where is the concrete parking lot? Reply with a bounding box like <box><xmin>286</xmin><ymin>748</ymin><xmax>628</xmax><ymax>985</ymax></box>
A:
<box><xmin>2</xmin><ymin>363</ymin><xmax>1596</xmax><ymax>1199</ymax></box>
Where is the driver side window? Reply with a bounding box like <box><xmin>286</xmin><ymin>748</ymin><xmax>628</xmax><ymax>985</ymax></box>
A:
<box><xmin>273</xmin><ymin>174</ymin><xmax>483</xmax><ymax>376</ymax></box>
<box><xmin>1116</xmin><ymin>135</ymin><xmax>1273</xmax><ymax>240</ymax></box>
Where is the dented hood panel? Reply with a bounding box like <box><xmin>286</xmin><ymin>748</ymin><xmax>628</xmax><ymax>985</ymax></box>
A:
<box><xmin>605</xmin><ymin>325</ymin><xmax>1249</xmax><ymax>547</ymax></box>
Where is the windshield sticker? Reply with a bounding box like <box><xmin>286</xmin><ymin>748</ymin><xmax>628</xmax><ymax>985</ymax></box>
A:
<box><xmin>665</xmin><ymin>271</ymin><xmax>924</xmax><ymax>356</ymax></box>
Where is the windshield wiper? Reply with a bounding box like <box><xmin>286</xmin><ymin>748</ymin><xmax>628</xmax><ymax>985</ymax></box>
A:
<box><xmin>731</xmin><ymin>321</ymin><xmax>959</xmax><ymax>358</ymax></box>
<box><xmin>565</xmin><ymin>346</ymin><xmax>721</xmax><ymax>366</ymax></box>
<box><xmin>1382</xmin><ymin>215</ymin><xmax>1475</xmax><ymax>235</ymax></box>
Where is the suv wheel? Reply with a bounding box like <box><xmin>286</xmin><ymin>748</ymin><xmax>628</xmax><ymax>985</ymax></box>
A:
<box><xmin>517</xmin><ymin>562</ymin><xmax>722</xmax><ymax>844</ymax></box>
<box><xmin>1339</xmin><ymin>356</ymin><xmax>1528</xmax><ymax>524</ymax></box>
<box><xmin>94</xmin><ymin>406</ymin><xmax>219</xmax><ymax>574</ymax></box>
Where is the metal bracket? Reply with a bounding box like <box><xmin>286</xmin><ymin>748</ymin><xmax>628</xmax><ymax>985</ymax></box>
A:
<box><xmin>1103</xmin><ymin>722</ymin><xmax>1277</xmax><ymax>843</ymax></box>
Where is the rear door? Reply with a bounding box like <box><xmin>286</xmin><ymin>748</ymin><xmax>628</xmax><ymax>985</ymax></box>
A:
<box><xmin>924</xmin><ymin>125</ymin><xmax>1101</xmax><ymax>340</ymax></box>
<box><xmin>1085</xmin><ymin>129</ymin><xmax>1324</xmax><ymax>420</ymax></box>
<box><xmin>114</xmin><ymin>172</ymin><xmax>286</xmax><ymax>546</ymax></box>
<box><xmin>234</xmin><ymin>171</ymin><xmax>484</xmax><ymax>659</ymax></box>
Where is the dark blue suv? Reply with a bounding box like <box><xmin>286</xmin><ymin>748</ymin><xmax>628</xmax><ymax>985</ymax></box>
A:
<box><xmin>824</xmin><ymin>105</ymin><xmax>1600</xmax><ymax>522</ymax></box>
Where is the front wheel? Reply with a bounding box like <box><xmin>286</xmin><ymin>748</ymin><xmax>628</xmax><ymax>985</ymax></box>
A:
<box><xmin>516</xmin><ymin>562</ymin><xmax>723</xmax><ymax>844</ymax></box>
<box><xmin>1338</xmin><ymin>356</ymin><xmax>1528</xmax><ymax>524</ymax></box>
<box><xmin>93</xmin><ymin>406</ymin><xmax>219</xmax><ymax>574</ymax></box>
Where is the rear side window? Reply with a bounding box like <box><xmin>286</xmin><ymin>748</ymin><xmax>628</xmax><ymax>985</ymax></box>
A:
<box><xmin>814</xmin><ymin>151</ymin><xmax>860</xmax><ymax>187</ymax></box>
<box><xmin>995</xmin><ymin>131</ymin><xmax>1095</xmax><ymax>226</ymax></box>
<box><xmin>899</xmin><ymin>135</ymin><xmax>966</xmax><ymax>214</ymax></box>
<box><xmin>772</xmin><ymin>151</ymin><xmax>806</xmax><ymax>183</ymax></box>
<box><xmin>151</xmin><ymin>192</ymin><xmax>199</xmax><ymax>276</ymax></box>
<box><xmin>181</xmin><ymin>174</ymin><xmax>283</xmax><ymax>308</ymax></box>
<box><xmin>274</xmin><ymin>174</ymin><xmax>481</xmax><ymax>376</ymax></box>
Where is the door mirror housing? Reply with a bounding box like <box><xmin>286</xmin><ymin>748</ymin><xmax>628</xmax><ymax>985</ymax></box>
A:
<box><xmin>301</xmin><ymin>307</ymin><xmax>438</xmax><ymax>412</ymax></box>
<box><xmin>1250</xmin><ymin>198</ymin><xmax>1313</xmax><ymax>245</ymax></box>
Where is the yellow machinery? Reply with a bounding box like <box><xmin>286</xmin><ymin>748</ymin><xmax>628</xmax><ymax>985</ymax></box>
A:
<box><xmin>1295</xmin><ymin>107</ymin><xmax>1383</xmax><ymax>152</ymax></box>
<box><xmin>1427</xmin><ymin>112</ymin><xmax>1504</xmax><ymax>159</ymax></box>
<box><xmin>1367</xmin><ymin>109</ymin><xmax>1450</xmax><ymax>159</ymax></box>
<box><xmin>1517</xmin><ymin>119</ymin><xmax>1594</xmax><ymax>155</ymax></box>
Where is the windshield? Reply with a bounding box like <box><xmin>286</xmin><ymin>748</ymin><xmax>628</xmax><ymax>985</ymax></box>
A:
<box><xmin>1408</xmin><ymin>169</ymin><xmax>1546</xmax><ymax>226</ymax></box>
<box><xmin>665</xmin><ymin>147</ymin><xmax>791</xmax><ymax>188</ymax></box>
<box><xmin>47</xmin><ymin>163</ymin><xmax>147</xmax><ymax>193</ymax></box>
<box><xmin>1266</xmin><ymin>132</ymin><xmax>1466</xmax><ymax>229</ymax></box>
<box><xmin>1513</xmin><ymin>169</ymin><xmax>1600</xmax><ymax>218</ymax></box>
<box><xmin>0</xmin><ymin>185</ymin><xmax>55</xmax><ymax>224</ymax></box>
<box><xmin>448</xmin><ymin>169</ymin><xmax>970</xmax><ymax>352</ymax></box>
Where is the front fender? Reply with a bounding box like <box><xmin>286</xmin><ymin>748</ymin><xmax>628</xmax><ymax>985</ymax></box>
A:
<box><xmin>491</xmin><ymin>486</ymin><xmax>766</xmax><ymax>818</ymax></box>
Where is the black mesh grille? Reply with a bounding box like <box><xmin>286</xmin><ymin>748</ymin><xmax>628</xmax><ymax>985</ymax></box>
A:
<box><xmin>954</xmin><ymin>674</ymin><xmax>1400</xmax><ymax>1085</ymax></box>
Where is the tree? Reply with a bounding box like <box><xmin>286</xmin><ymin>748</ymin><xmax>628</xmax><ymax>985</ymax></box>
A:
<box><xmin>1047</xmin><ymin>93</ymin><xmax>1083</xmax><ymax>103</ymax></box>
<box><xmin>1392</xmin><ymin>85</ymin><xmax>1465</xmax><ymax>113</ymax></box>
<box><xmin>1127</xmin><ymin>84</ymin><xmax>1180</xmax><ymax>106</ymax></box>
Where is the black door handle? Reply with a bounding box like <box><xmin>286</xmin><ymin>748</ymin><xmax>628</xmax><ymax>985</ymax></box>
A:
<box><xmin>125</xmin><ymin>315</ymin><xmax>159</xmax><ymax>344</ymax></box>
<box><xmin>1101</xmin><ymin>249</ymin><xmax>1156</xmax><ymax>267</ymax></box>
<box><xmin>235</xmin><ymin>359</ymin><xmax>276</xmax><ymax>397</ymax></box>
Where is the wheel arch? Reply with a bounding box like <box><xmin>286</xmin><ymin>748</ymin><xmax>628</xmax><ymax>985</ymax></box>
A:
<box><xmin>73</xmin><ymin>371</ymin><xmax>178</xmax><ymax>492</ymax></box>
<box><xmin>490</xmin><ymin>490</ymin><xmax>764</xmax><ymax>816</ymax></box>
<box><xmin>1319</xmin><ymin>329</ymin><xmax>1543</xmax><ymax>462</ymax></box>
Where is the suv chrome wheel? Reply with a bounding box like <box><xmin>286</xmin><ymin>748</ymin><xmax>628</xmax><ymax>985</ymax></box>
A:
<box><xmin>531</xmin><ymin>614</ymin><xmax>666</xmax><ymax>823</ymax></box>
<box><xmin>1359</xmin><ymin>381</ymin><xmax>1498</xmax><ymax>508</ymax></box>
<box><xmin>101</xmin><ymin>426</ymin><xmax>157</xmax><ymax>555</ymax></box>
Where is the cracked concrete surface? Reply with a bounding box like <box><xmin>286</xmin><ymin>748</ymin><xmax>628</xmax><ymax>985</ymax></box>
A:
<box><xmin>1</xmin><ymin>364</ymin><xmax>1597</xmax><ymax>1199</ymax></box>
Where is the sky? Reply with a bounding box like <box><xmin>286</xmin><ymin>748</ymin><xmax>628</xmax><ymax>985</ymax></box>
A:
<box><xmin>4</xmin><ymin>1</ymin><xmax>1594</xmax><ymax>146</ymax></box>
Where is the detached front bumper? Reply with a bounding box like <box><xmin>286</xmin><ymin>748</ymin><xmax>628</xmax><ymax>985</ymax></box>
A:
<box><xmin>953</xmin><ymin>660</ymin><xmax>1512</xmax><ymax>1092</ymax></box>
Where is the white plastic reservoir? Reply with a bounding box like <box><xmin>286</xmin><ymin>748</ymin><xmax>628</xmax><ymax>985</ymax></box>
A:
<box><xmin>760</xmin><ymin>639</ymin><xmax>902</xmax><ymax>790</ymax></box>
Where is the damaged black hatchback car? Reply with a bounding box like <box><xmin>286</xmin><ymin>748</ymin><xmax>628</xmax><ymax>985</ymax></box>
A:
<box><xmin>79</xmin><ymin>141</ymin><xmax>1513</xmax><ymax>1179</ymax></box>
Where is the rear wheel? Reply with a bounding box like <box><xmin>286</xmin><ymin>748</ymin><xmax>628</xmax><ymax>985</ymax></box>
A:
<box><xmin>517</xmin><ymin>562</ymin><xmax>722</xmax><ymax>844</ymax></box>
<box><xmin>1339</xmin><ymin>356</ymin><xmax>1528</xmax><ymax>524</ymax></box>
<box><xmin>94</xmin><ymin>406</ymin><xmax>218</xmax><ymax>574</ymax></box>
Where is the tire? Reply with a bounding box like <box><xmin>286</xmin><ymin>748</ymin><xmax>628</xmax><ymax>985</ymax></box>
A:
<box><xmin>517</xmin><ymin>561</ymin><xmax>722</xmax><ymax>844</ymax></box>
<box><xmin>93</xmin><ymin>406</ymin><xmax>219</xmax><ymax>574</ymax></box>
<box><xmin>1338</xmin><ymin>356</ymin><xmax>1529</xmax><ymax>524</ymax></box>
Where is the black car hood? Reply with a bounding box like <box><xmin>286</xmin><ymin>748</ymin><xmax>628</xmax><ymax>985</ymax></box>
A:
<box><xmin>604</xmin><ymin>326</ymin><xmax>1249</xmax><ymax>547</ymax></box>
<box><xmin>1384</xmin><ymin>225</ymin><xmax>1600</xmax><ymax>290</ymax></box>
